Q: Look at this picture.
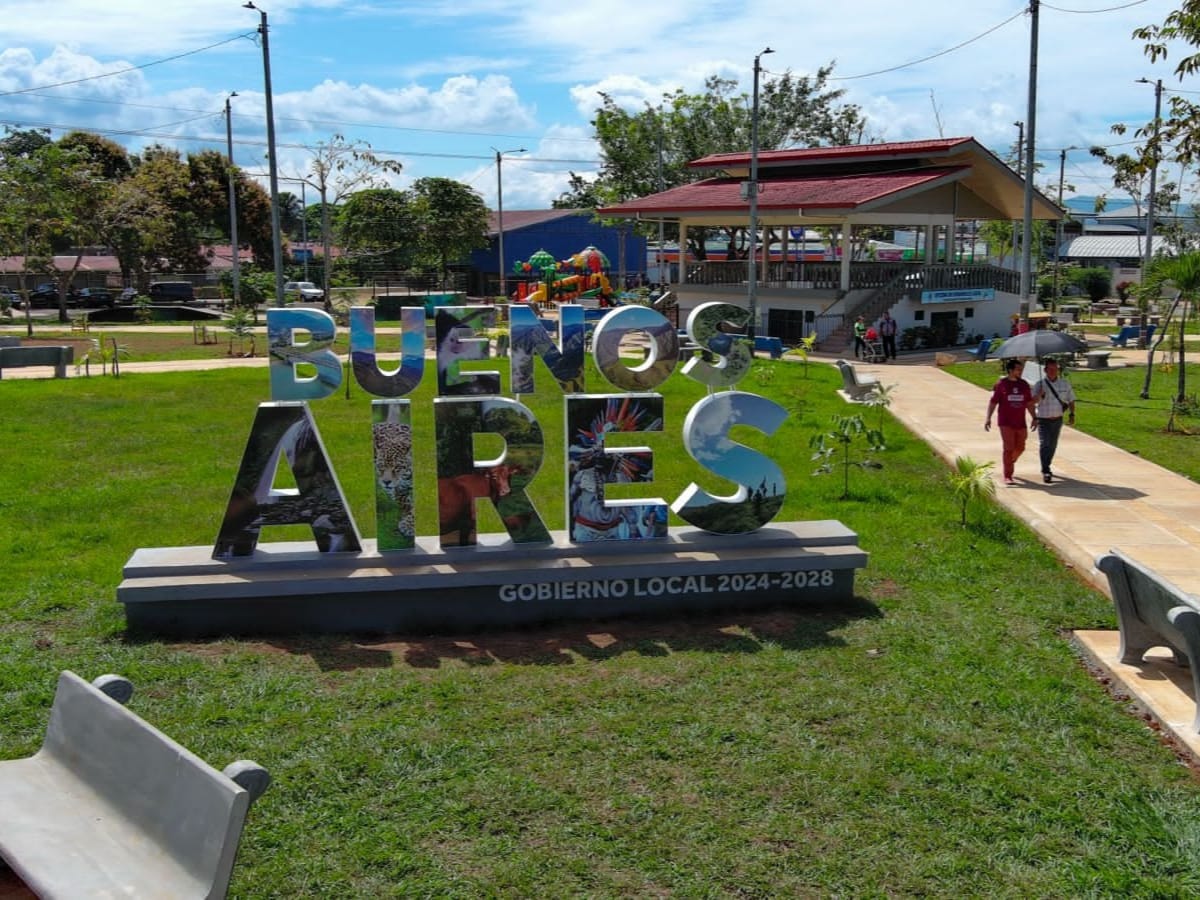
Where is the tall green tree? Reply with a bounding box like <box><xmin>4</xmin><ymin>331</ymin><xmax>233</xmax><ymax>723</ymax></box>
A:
<box><xmin>337</xmin><ymin>188</ymin><xmax>417</xmax><ymax>273</ymax></box>
<box><xmin>1133</xmin><ymin>3</ymin><xmax>1200</xmax><ymax>165</ymax></box>
<box><xmin>411</xmin><ymin>177</ymin><xmax>490</xmax><ymax>286</ymax></box>
<box><xmin>563</xmin><ymin>66</ymin><xmax>868</xmax><ymax>257</ymax></box>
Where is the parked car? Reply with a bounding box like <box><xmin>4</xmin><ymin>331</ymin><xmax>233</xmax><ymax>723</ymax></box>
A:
<box><xmin>119</xmin><ymin>287</ymin><xmax>139</xmax><ymax>304</ymax></box>
<box><xmin>76</xmin><ymin>288</ymin><xmax>116</xmax><ymax>309</ymax></box>
<box><xmin>284</xmin><ymin>281</ymin><xmax>324</xmax><ymax>302</ymax></box>
<box><xmin>148</xmin><ymin>281</ymin><xmax>196</xmax><ymax>303</ymax></box>
<box><xmin>27</xmin><ymin>283</ymin><xmax>78</xmax><ymax>308</ymax></box>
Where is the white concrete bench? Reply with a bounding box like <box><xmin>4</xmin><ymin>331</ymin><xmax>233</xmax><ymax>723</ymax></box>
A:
<box><xmin>0</xmin><ymin>345</ymin><xmax>73</xmax><ymax>379</ymax></box>
<box><xmin>0</xmin><ymin>671</ymin><xmax>270</xmax><ymax>899</ymax></box>
<box><xmin>1097</xmin><ymin>551</ymin><xmax>1200</xmax><ymax>731</ymax></box>
<box><xmin>1085</xmin><ymin>350</ymin><xmax>1112</xmax><ymax>369</ymax></box>
<box><xmin>835</xmin><ymin>359</ymin><xmax>880</xmax><ymax>401</ymax></box>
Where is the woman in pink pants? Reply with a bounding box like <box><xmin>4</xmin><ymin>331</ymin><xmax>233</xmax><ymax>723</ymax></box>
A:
<box><xmin>984</xmin><ymin>359</ymin><xmax>1037</xmax><ymax>485</ymax></box>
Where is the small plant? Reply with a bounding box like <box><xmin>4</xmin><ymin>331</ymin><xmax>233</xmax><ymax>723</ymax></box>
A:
<box><xmin>224</xmin><ymin>307</ymin><xmax>257</xmax><ymax>357</ymax></box>
<box><xmin>810</xmin><ymin>413</ymin><xmax>885</xmax><ymax>499</ymax></box>
<box><xmin>75</xmin><ymin>335</ymin><xmax>130</xmax><ymax>377</ymax></box>
<box><xmin>861</xmin><ymin>381</ymin><xmax>898</xmax><ymax>436</ymax></box>
<box><xmin>785</xmin><ymin>334</ymin><xmax>818</xmax><ymax>377</ymax></box>
<box><xmin>948</xmin><ymin>455</ymin><xmax>996</xmax><ymax>526</ymax></box>
<box><xmin>133</xmin><ymin>294</ymin><xmax>153</xmax><ymax>325</ymax></box>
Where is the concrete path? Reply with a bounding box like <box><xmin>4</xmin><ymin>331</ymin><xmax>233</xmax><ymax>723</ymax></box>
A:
<box><xmin>847</xmin><ymin>355</ymin><xmax>1200</xmax><ymax>598</ymax></box>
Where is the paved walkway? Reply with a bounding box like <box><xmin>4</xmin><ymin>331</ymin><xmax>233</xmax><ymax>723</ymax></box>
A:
<box><xmin>845</xmin><ymin>353</ymin><xmax>1200</xmax><ymax>598</ymax></box>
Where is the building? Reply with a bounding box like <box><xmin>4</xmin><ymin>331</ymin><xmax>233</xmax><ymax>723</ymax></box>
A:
<box><xmin>600</xmin><ymin>137</ymin><xmax>1061</xmax><ymax>349</ymax></box>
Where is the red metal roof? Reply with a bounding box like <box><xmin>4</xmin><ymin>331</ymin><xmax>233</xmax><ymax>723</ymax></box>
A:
<box><xmin>601</xmin><ymin>167</ymin><xmax>968</xmax><ymax>216</ymax></box>
<box><xmin>688</xmin><ymin>137</ymin><xmax>976</xmax><ymax>170</ymax></box>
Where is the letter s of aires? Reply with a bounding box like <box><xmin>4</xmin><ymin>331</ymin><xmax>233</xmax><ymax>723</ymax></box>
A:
<box><xmin>671</xmin><ymin>392</ymin><xmax>788</xmax><ymax>534</ymax></box>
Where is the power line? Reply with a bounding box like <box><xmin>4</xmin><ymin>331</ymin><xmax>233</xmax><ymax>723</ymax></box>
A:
<box><xmin>0</xmin><ymin>116</ymin><xmax>595</xmax><ymax>164</ymax></box>
<box><xmin>1041</xmin><ymin>0</ymin><xmax>1149</xmax><ymax>12</ymax></box>
<box><xmin>831</xmin><ymin>7</ymin><xmax>1027</xmax><ymax>81</ymax></box>
<box><xmin>0</xmin><ymin>33</ymin><xmax>256</xmax><ymax>98</ymax></box>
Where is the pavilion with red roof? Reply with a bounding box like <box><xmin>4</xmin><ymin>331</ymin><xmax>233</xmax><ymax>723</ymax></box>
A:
<box><xmin>600</xmin><ymin>137</ymin><xmax>1062</xmax><ymax>349</ymax></box>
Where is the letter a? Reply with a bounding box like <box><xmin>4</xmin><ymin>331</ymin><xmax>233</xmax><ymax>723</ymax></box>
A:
<box><xmin>213</xmin><ymin>402</ymin><xmax>361</xmax><ymax>557</ymax></box>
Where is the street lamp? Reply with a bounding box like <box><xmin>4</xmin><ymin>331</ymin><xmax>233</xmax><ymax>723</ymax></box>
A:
<box><xmin>494</xmin><ymin>147</ymin><xmax>525</xmax><ymax>300</ymax></box>
<box><xmin>746</xmin><ymin>46</ymin><xmax>774</xmax><ymax>341</ymax></box>
<box><xmin>244</xmin><ymin>2</ymin><xmax>285</xmax><ymax>307</ymax></box>
<box><xmin>225</xmin><ymin>92</ymin><xmax>241</xmax><ymax>307</ymax></box>
<box><xmin>1136</xmin><ymin>78</ymin><xmax>1163</xmax><ymax>283</ymax></box>
<box><xmin>1052</xmin><ymin>145</ymin><xmax>1078</xmax><ymax>310</ymax></box>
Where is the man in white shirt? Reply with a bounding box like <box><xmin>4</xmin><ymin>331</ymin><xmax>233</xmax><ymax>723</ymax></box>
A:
<box><xmin>1031</xmin><ymin>358</ymin><xmax>1077</xmax><ymax>484</ymax></box>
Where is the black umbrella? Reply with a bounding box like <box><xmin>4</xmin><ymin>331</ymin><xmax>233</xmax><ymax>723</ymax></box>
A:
<box><xmin>995</xmin><ymin>329</ymin><xmax>1088</xmax><ymax>359</ymax></box>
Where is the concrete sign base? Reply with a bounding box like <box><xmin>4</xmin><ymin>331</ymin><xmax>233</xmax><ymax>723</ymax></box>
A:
<box><xmin>119</xmin><ymin>522</ymin><xmax>868</xmax><ymax>637</ymax></box>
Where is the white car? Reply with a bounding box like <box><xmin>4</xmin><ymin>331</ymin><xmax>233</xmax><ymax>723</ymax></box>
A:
<box><xmin>284</xmin><ymin>281</ymin><xmax>324</xmax><ymax>302</ymax></box>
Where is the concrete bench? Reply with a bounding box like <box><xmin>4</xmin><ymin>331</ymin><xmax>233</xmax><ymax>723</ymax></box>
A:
<box><xmin>1085</xmin><ymin>350</ymin><xmax>1112</xmax><ymax>369</ymax></box>
<box><xmin>0</xmin><ymin>345</ymin><xmax>73</xmax><ymax>379</ymax></box>
<box><xmin>1097</xmin><ymin>551</ymin><xmax>1200</xmax><ymax>732</ymax></box>
<box><xmin>0</xmin><ymin>671</ymin><xmax>270</xmax><ymax>899</ymax></box>
<box><xmin>835</xmin><ymin>359</ymin><xmax>879</xmax><ymax>401</ymax></box>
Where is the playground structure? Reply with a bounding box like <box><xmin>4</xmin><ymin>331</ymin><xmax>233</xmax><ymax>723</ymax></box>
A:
<box><xmin>513</xmin><ymin>247</ymin><xmax>617</xmax><ymax>308</ymax></box>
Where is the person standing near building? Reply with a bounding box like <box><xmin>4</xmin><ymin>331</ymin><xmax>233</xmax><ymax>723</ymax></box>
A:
<box><xmin>984</xmin><ymin>358</ymin><xmax>1036</xmax><ymax>485</ymax></box>
<box><xmin>853</xmin><ymin>315</ymin><xmax>867</xmax><ymax>359</ymax></box>
<box><xmin>1031</xmin><ymin>358</ymin><xmax>1076</xmax><ymax>483</ymax></box>
<box><xmin>878</xmin><ymin>311</ymin><xmax>898</xmax><ymax>361</ymax></box>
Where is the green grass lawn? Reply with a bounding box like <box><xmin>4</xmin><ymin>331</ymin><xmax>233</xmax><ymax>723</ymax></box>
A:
<box><xmin>3</xmin><ymin>360</ymin><xmax>1200</xmax><ymax>896</ymax></box>
<box><xmin>949</xmin><ymin>360</ymin><xmax>1200</xmax><ymax>481</ymax></box>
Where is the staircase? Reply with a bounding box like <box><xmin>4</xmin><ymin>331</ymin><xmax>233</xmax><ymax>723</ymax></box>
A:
<box><xmin>818</xmin><ymin>271</ymin><xmax>913</xmax><ymax>354</ymax></box>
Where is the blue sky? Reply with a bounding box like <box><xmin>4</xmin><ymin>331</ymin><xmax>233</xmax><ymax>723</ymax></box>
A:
<box><xmin>0</xmin><ymin>0</ymin><xmax>1187</xmax><ymax>211</ymax></box>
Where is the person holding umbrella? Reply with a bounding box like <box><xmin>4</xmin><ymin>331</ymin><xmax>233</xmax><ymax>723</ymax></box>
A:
<box><xmin>984</xmin><ymin>358</ymin><xmax>1037</xmax><ymax>485</ymax></box>
<box><xmin>1031</xmin><ymin>358</ymin><xmax>1077</xmax><ymax>483</ymax></box>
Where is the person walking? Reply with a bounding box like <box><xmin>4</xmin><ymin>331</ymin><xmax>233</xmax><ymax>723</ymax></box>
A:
<box><xmin>1031</xmin><ymin>358</ymin><xmax>1076</xmax><ymax>483</ymax></box>
<box><xmin>879</xmin><ymin>311</ymin><xmax>898</xmax><ymax>361</ymax></box>
<box><xmin>853</xmin><ymin>315</ymin><xmax>867</xmax><ymax>359</ymax></box>
<box><xmin>984</xmin><ymin>358</ymin><xmax>1037</xmax><ymax>485</ymax></box>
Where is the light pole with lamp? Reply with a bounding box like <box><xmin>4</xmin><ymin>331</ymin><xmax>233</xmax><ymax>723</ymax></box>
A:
<box><xmin>224</xmin><ymin>92</ymin><xmax>241</xmax><ymax>307</ymax></box>
<box><xmin>746</xmin><ymin>46</ymin><xmax>773</xmax><ymax>342</ymax></box>
<box><xmin>1052</xmin><ymin>145</ymin><xmax>1077</xmax><ymax>311</ymax></box>
<box><xmin>1011</xmin><ymin>120</ymin><xmax>1024</xmax><ymax>272</ymax></box>
<box><xmin>494</xmin><ymin>147</ymin><xmax>525</xmax><ymax>300</ymax></box>
<box><xmin>1136</xmin><ymin>78</ymin><xmax>1163</xmax><ymax>285</ymax></box>
<box><xmin>244</xmin><ymin>2</ymin><xmax>286</xmax><ymax>307</ymax></box>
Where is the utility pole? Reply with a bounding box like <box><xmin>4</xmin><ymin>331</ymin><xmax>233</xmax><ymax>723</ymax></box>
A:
<box><xmin>1052</xmin><ymin>146</ymin><xmax>1076</xmax><ymax>311</ymax></box>
<box><xmin>1020</xmin><ymin>0</ymin><xmax>1040</xmax><ymax>317</ymax></box>
<box><xmin>494</xmin><ymin>147</ymin><xmax>525</xmax><ymax>300</ymax></box>
<box><xmin>244</xmin><ymin>2</ymin><xmax>286</xmax><ymax>307</ymax></box>
<box><xmin>224</xmin><ymin>93</ymin><xmax>241</xmax><ymax>307</ymax></box>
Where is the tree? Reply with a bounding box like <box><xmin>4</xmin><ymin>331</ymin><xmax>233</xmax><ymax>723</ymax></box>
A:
<box><xmin>1132</xmin><ymin>3</ymin><xmax>1200</xmax><ymax>166</ymax></box>
<box><xmin>410</xmin><ymin>177</ymin><xmax>490</xmax><ymax>286</ymax></box>
<box><xmin>277</xmin><ymin>191</ymin><xmax>304</xmax><ymax>239</ymax></box>
<box><xmin>0</xmin><ymin>130</ymin><xmax>111</xmax><ymax>327</ymax></box>
<box><xmin>337</xmin><ymin>188</ymin><xmax>417</xmax><ymax>273</ymax></box>
<box><xmin>299</xmin><ymin>134</ymin><xmax>403</xmax><ymax>310</ymax></box>
<box><xmin>1146</xmin><ymin>252</ymin><xmax>1200</xmax><ymax>413</ymax></box>
<box><xmin>569</xmin><ymin>66</ymin><xmax>869</xmax><ymax>258</ymax></box>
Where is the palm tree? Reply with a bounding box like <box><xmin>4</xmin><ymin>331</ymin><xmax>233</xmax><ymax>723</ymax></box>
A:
<box><xmin>949</xmin><ymin>456</ymin><xmax>996</xmax><ymax>527</ymax></box>
<box><xmin>277</xmin><ymin>191</ymin><xmax>303</xmax><ymax>240</ymax></box>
